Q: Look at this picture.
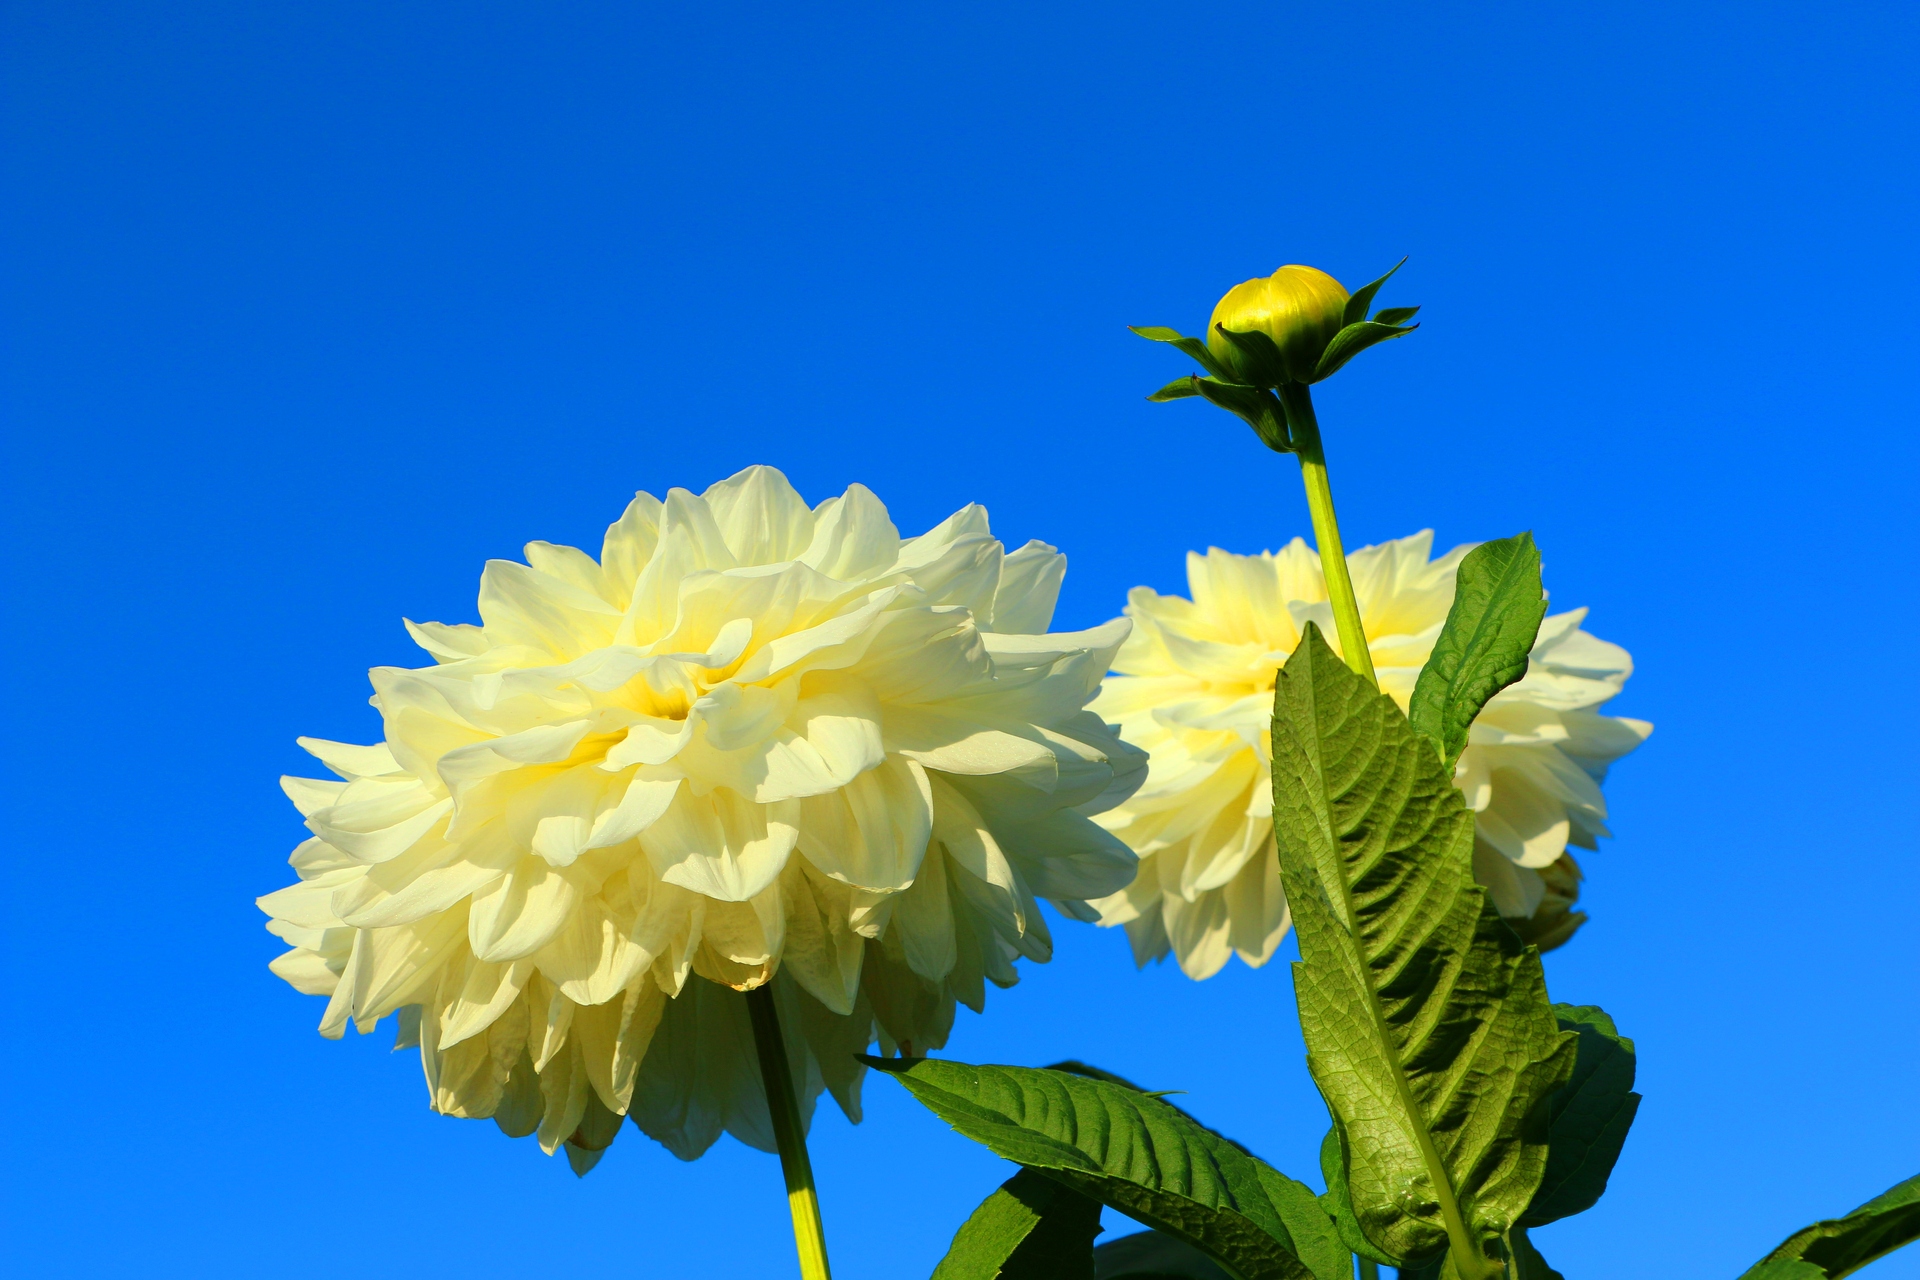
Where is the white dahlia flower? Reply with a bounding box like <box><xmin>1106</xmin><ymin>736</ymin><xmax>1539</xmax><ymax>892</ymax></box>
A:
<box><xmin>259</xmin><ymin>466</ymin><xmax>1144</xmax><ymax>1172</ymax></box>
<box><xmin>1089</xmin><ymin>531</ymin><xmax>1649</xmax><ymax>980</ymax></box>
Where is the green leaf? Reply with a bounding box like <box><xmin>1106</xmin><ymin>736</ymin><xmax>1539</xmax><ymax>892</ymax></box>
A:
<box><xmin>1130</xmin><ymin>325</ymin><xmax>1234</xmax><ymax>380</ymax></box>
<box><xmin>1508</xmin><ymin>1228</ymin><xmax>1564</xmax><ymax>1280</ymax></box>
<box><xmin>1095</xmin><ymin>1230</ymin><xmax>1234</xmax><ymax>1279</ymax></box>
<box><xmin>1149</xmin><ymin>376</ymin><xmax>1202</xmax><ymax>402</ymax></box>
<box><xmin>1520</xmin><ymin>1005</ymin><xmax>1640</xmax><ymax>1226</ymax></box>
<box><xmin>1309</xmin><ymin>320</ymin><xmax>1416</xmax><ymax>382</ymax></box>
<box><xmin>1371</xmin><ymin>306</ymin><xmax>1421</xmax><ymax>326</ymax></box>
<box><xmin>932</xmin><ymin>1166</ymin><xmax>1103</xmax><ymax>1280</ymax></box>
<box><xmin>1191</xmin><ymin>378</ymin><xmax>1291</xmax><ymax>452</ymax></box>
<box><xmin>1049</xmin><ymin>1060</ymin><xmax>1251</xmax><ymax>1156</ymax></box>
<box><xmin>865</xmin><ymin>1057</ymin><xmax>1351</xmax><ymax>1280</ymax></box>
<box><xmin>1406</xmin><ymin>533</ymin><xmax>1548</xmax><ymax>773</ymax></box>
<box><xmin>1341</xmin><ymin>258</ymin><xmax>1407</xmax><ymax>326</ymax></box>
<box><xmin>1268</xmin><ymin>626</ymin><xmax>1576</xmax><ymax>1276</ymax></box>
<box><xmin>1739</xmin><ymin>1174</ymin><xmax>1920</xmax><ymax>1279</ymax></box>
<box><xmin>1318</xmin><ymin>1124</ymin><xmax>1396</xmax><ymax>1266</ymax></box>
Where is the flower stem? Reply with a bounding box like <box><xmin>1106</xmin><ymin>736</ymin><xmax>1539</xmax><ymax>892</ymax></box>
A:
<box><xmin>746</xmin><ymin>983</ymin><xmax>832</xmax><ymax>1280</ymax></box>
<box><xmin>1278</xmin><ymin>382</ymin><xmax>1377</xmax><ymax>687</ymax></box>
<box><xmin>1356</xmin><ymin>1257</ymin><xmax>1380</xmax><ymax>1280</ymax></box>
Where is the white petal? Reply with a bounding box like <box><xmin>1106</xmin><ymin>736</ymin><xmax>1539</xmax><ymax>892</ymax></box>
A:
<box><xmin>643</xmin><ymin>788</ymin><xmax>798</xmax><ymax>902</ymax></box>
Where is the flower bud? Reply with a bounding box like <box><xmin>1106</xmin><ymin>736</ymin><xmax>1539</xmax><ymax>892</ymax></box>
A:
<box><xmin>1205</xmin><ymin>265</ymin><xmax>1350</xmax><ymax>386</ymax></box>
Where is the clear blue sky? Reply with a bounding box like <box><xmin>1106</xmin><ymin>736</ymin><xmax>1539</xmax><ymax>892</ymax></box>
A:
<box><xmin>4</xmin><ymin>3</ymin><xmax>1915</xmax><ymax>1277</ymax></box>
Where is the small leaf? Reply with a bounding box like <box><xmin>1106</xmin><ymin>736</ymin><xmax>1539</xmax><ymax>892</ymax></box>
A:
<box><xmin>1341</xmin><ymin>257</ymin><xmax>1407</xmax><ymax>326</ymax></box>
<box><xmin>1149</xmin><ymin>376</ymin><xmax>1202</xmax><ymax>402</ymax></box>
<box><xmin>1094</xmin><ymin>1230</ymin><xmax>1233</xmax><ymax>1279</ymax></box>
<box><xmin>1521</xmin><ymin>1005</ymin><xmax>1641</xmax><ymax>1227</ymax></box>
<box><xmin>865</xmin><ymin>1057</ymin><xmax>1350</xmax><ymax>1280</ymax></box>
<box><xmin>1739</xmin><ymin>1174</ymin><xmax>1920</xmax><ymax>1279</ymax></box>
<box><xmin>1371</xmin><ymin>306</ymin><xmax>1421</xmax><ymax>325</ymax></box>
<box><xmin>932</xmin><ymin>1167</ymin><xmax>1103</xmax><ymax>1280</ymax></box>
<box><xmin>1130</xmin><ymin>325</ymin><xmax>1234</xmax><ymax>379</ymax></box>
<box><xmin>1270</xmin><ymin>626</ymin><xmax>1575</xmax><ymax>1273</ymax></box>
<box><xmin>1407</xmin><ymin>532</ymin><xmax>1549</xmax><ymax>773</ymax></box>
<box><xmin>1309</xmin><ymin>320</ymin><xmax>1416</xmax><ymax>382</ymax></box>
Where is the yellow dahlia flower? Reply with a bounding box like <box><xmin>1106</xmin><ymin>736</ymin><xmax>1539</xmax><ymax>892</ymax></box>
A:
<box><xmin>1089</xmin><ymin>531</ymin><xmax>1650</xmax><ymax>980</ymax></box>
<box><xmin>259</xmin><ymin>466</ymin><xmax>1144</xmax><ymax>1171</ymax></box>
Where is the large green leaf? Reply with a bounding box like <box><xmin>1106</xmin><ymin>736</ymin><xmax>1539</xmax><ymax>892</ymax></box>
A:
<box><xmin>1095</xmin><ymin>1230</ymin><xmax>1234</xmax><ymax>1279</ymax></box>
<box><xmin>1739</xmin><ymin>1174</ymin><xmax>1920</xmax><ymax>1279</ymax></box>
<box><xmin>1521</xmin><ymin>1005</ymin><xmax>1640</xmax><ymax>1226</ymax></box>
<box><xmin>866</xmin><ymin>1057</ymin><xmax>1350</xmax><ymax>1280</ymax></box>
<box><xmin>932</xmin><ymin>1167</ymin><xmax>1103</xmax><ymax>1280</ymax></box>
<box><xmin>1269</xmin><ymin>626</ymin><xmax>1575</xmax><ymax>1277</ymax></box>
<box><xmin>1407</xmin><ymin>533</ymin><xmax>1548</xmax><ymax>772</ymax></box>
<box><xmin>1318</xmin><ymin>1123</ymin><xmax>1394</xmax><ymax>1266</ymax></box>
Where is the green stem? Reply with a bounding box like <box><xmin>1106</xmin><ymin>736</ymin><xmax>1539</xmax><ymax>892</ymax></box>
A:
<box><xmin>746</xmin><ymin>983</ymin><xmax>833</xmax><ymax>1280</ymax></box>
<box><xmin>1356</xmin><ymin>1257</ymin><xmax>1380</xmax><ymax>1280</ymax></box>
<box><xmin>1279</xmin><ymin>383</ymin><xmax>1377</xmax><ymax>687</ymax></box>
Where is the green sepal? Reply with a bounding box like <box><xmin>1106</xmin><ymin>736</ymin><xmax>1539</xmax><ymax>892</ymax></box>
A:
<box><xmin>1739</xmin><ymin>1173</ymin><xmax>1920</xmax><ymax>1279</ymax></box>
<box><xmin>1520</xmin><ymin>1005</ymin><xmax>1641</xmax><ymax>1227</ymax></box>
<box><xmin>1341</xmin><ymin>257</ymin><xmax>1407</xmax><ymax>326</ymax></box>
<box><xmin>1317</xmin><ymin>1124</ymin><xmax>1403</xmax><ymax>1268</ymax></box>
<box><xmin>1310</xmin><ymin>320</ymin><xmax>1417</xmax><ymax>382</ymax></box>
<box><xmin>1148</xmin><ymin>376</ymin><xmax>1202</xmax><ymax>402</ymax></box>
<box><xmin>1211</xmin><ymin>325</ymin><xmax>1290</xmax><ymax>387</ymax></box>
<box><xmin>1130</xmin><ymin>325</ymin><xmax>1235</xmax><ymax>380</ymax></box>
<box><xmin>1407</xmin><ymin>532</ymin><xmax>1548</xmax><ymax>773</ymax></box>
<box><xmin>1191</xmin><ymin>378</ymin><xmax>1291</xmax><ymax>452</ymax></box>
<box><xmin>1270</xmin><ymin>626</ymin><xmax>1576</xmax><ymax>1271</ymax></box>
<box><xmin>864</xmin><ymin>1056</ymin><xmax>1351</xmax><ymax>1280</ymax></box>
<box><xmin>931</xmin><ymin>1166</ymin><xmax>1103</xmax><ymax>1280</ymax></box>
<box><xmin>1094</xmin><ymin>1230</ymin><xmax>1234</xmax><ymax>1279</ymax></box>
<box><xmin>1372</xmin><ymin>306</ymin><xmax>1421</xmax><ymax>325</ymax></box>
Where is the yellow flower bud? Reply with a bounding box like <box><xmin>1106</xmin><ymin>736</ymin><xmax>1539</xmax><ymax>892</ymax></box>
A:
<box><xmin>1205</xmin><ymin>264</ymin><xmax>1351</xmax><ymax>386</ymax></box>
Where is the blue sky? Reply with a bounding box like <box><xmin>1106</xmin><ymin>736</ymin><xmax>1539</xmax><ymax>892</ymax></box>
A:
<box><xmin>4</xmin><ymin>3</ymin><xmax>1916</xmax><ymax>1276</ymax></box>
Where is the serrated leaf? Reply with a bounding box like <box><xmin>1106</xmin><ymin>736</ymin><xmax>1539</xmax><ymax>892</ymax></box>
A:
<box><xmin>932</xmin><ymin>1166</ymin><xmax>1103</xmax><ymax>1280</ymax></box>
<box><xmin>865</xmin><ymin>1057</ymin><xmax>1350</xmax><ymax>1280</ymax></box>
<box><xmin>1372</xmin><ymin>306</ymin><xmax>1421</xmax><ymax>325</ymax></box>
<box><xmin>1341</xmin><ymin>258</ymin><xmax>1408</xmax><ymax>326</ymax></box>
<box><xmin>1309</xmin><ymin>320</ymin><xmax>1416</xmax><ymax>382</ymax></box>
<box><xmin>1049</xmin><ymin>1060</ymin><xmax>1252</xmax><ymax>1156</ymax></box>
<box><xmin>1521</xmin><ymin>1005</ymin><xmax>1640</xmax><ymax>1226</ymax></box>
<box><xmin>1149</xmin><ymin>376</ymin><xmax>1202</xmax><ymax>402</ymax></box>
<box><xmin>1095</xmin><ymin>1230</ymin><xmax>1234</xmax><ymax>1279</ymax></box>
<box><xmin>1740</xmin><ymin>1174</ymin><xmax>1920</xmax><ymax>1279</ymax></box>
<box><xmin>1269</xmin><ymin>626</ymin><xmax>1576</xmax><ymax>1276</ymax></box>
<box><xmin>1407</xmin><ymin>533</ymin><xmax>1548</xmax><ymax>773</ymax></box>
<box><xmin>1130</xmin><ymin>325</ymin><xmax>1234</xmax><ymax>380</ymax></box>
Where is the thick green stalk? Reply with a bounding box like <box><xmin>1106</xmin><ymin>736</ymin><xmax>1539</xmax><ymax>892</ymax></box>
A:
<box><xmin>746</xmin><ymin>984</ymin><xmax>833</xmax><ymax>1280</ymax></box>
<box><xmin>1279</xmin><ymin>383</ymin><xmax>1377</xmax><ymax>687</ymax></box>
<box><xmin>1356</xmin><ymin>1257</ymin><xmax>1380</xmax><ymax>1280</ymax></box>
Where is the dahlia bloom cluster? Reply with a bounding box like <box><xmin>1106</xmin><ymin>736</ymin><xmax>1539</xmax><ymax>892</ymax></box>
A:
<box><xmin>1089</xmin><ymin>531</ymin><xmax>1650</xmax><ymax>980</ymax></box>
<box><xmin>259</xmin><ymin>467</ymin><xmax>1144</xmax><ymax>1171</ymax></box>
